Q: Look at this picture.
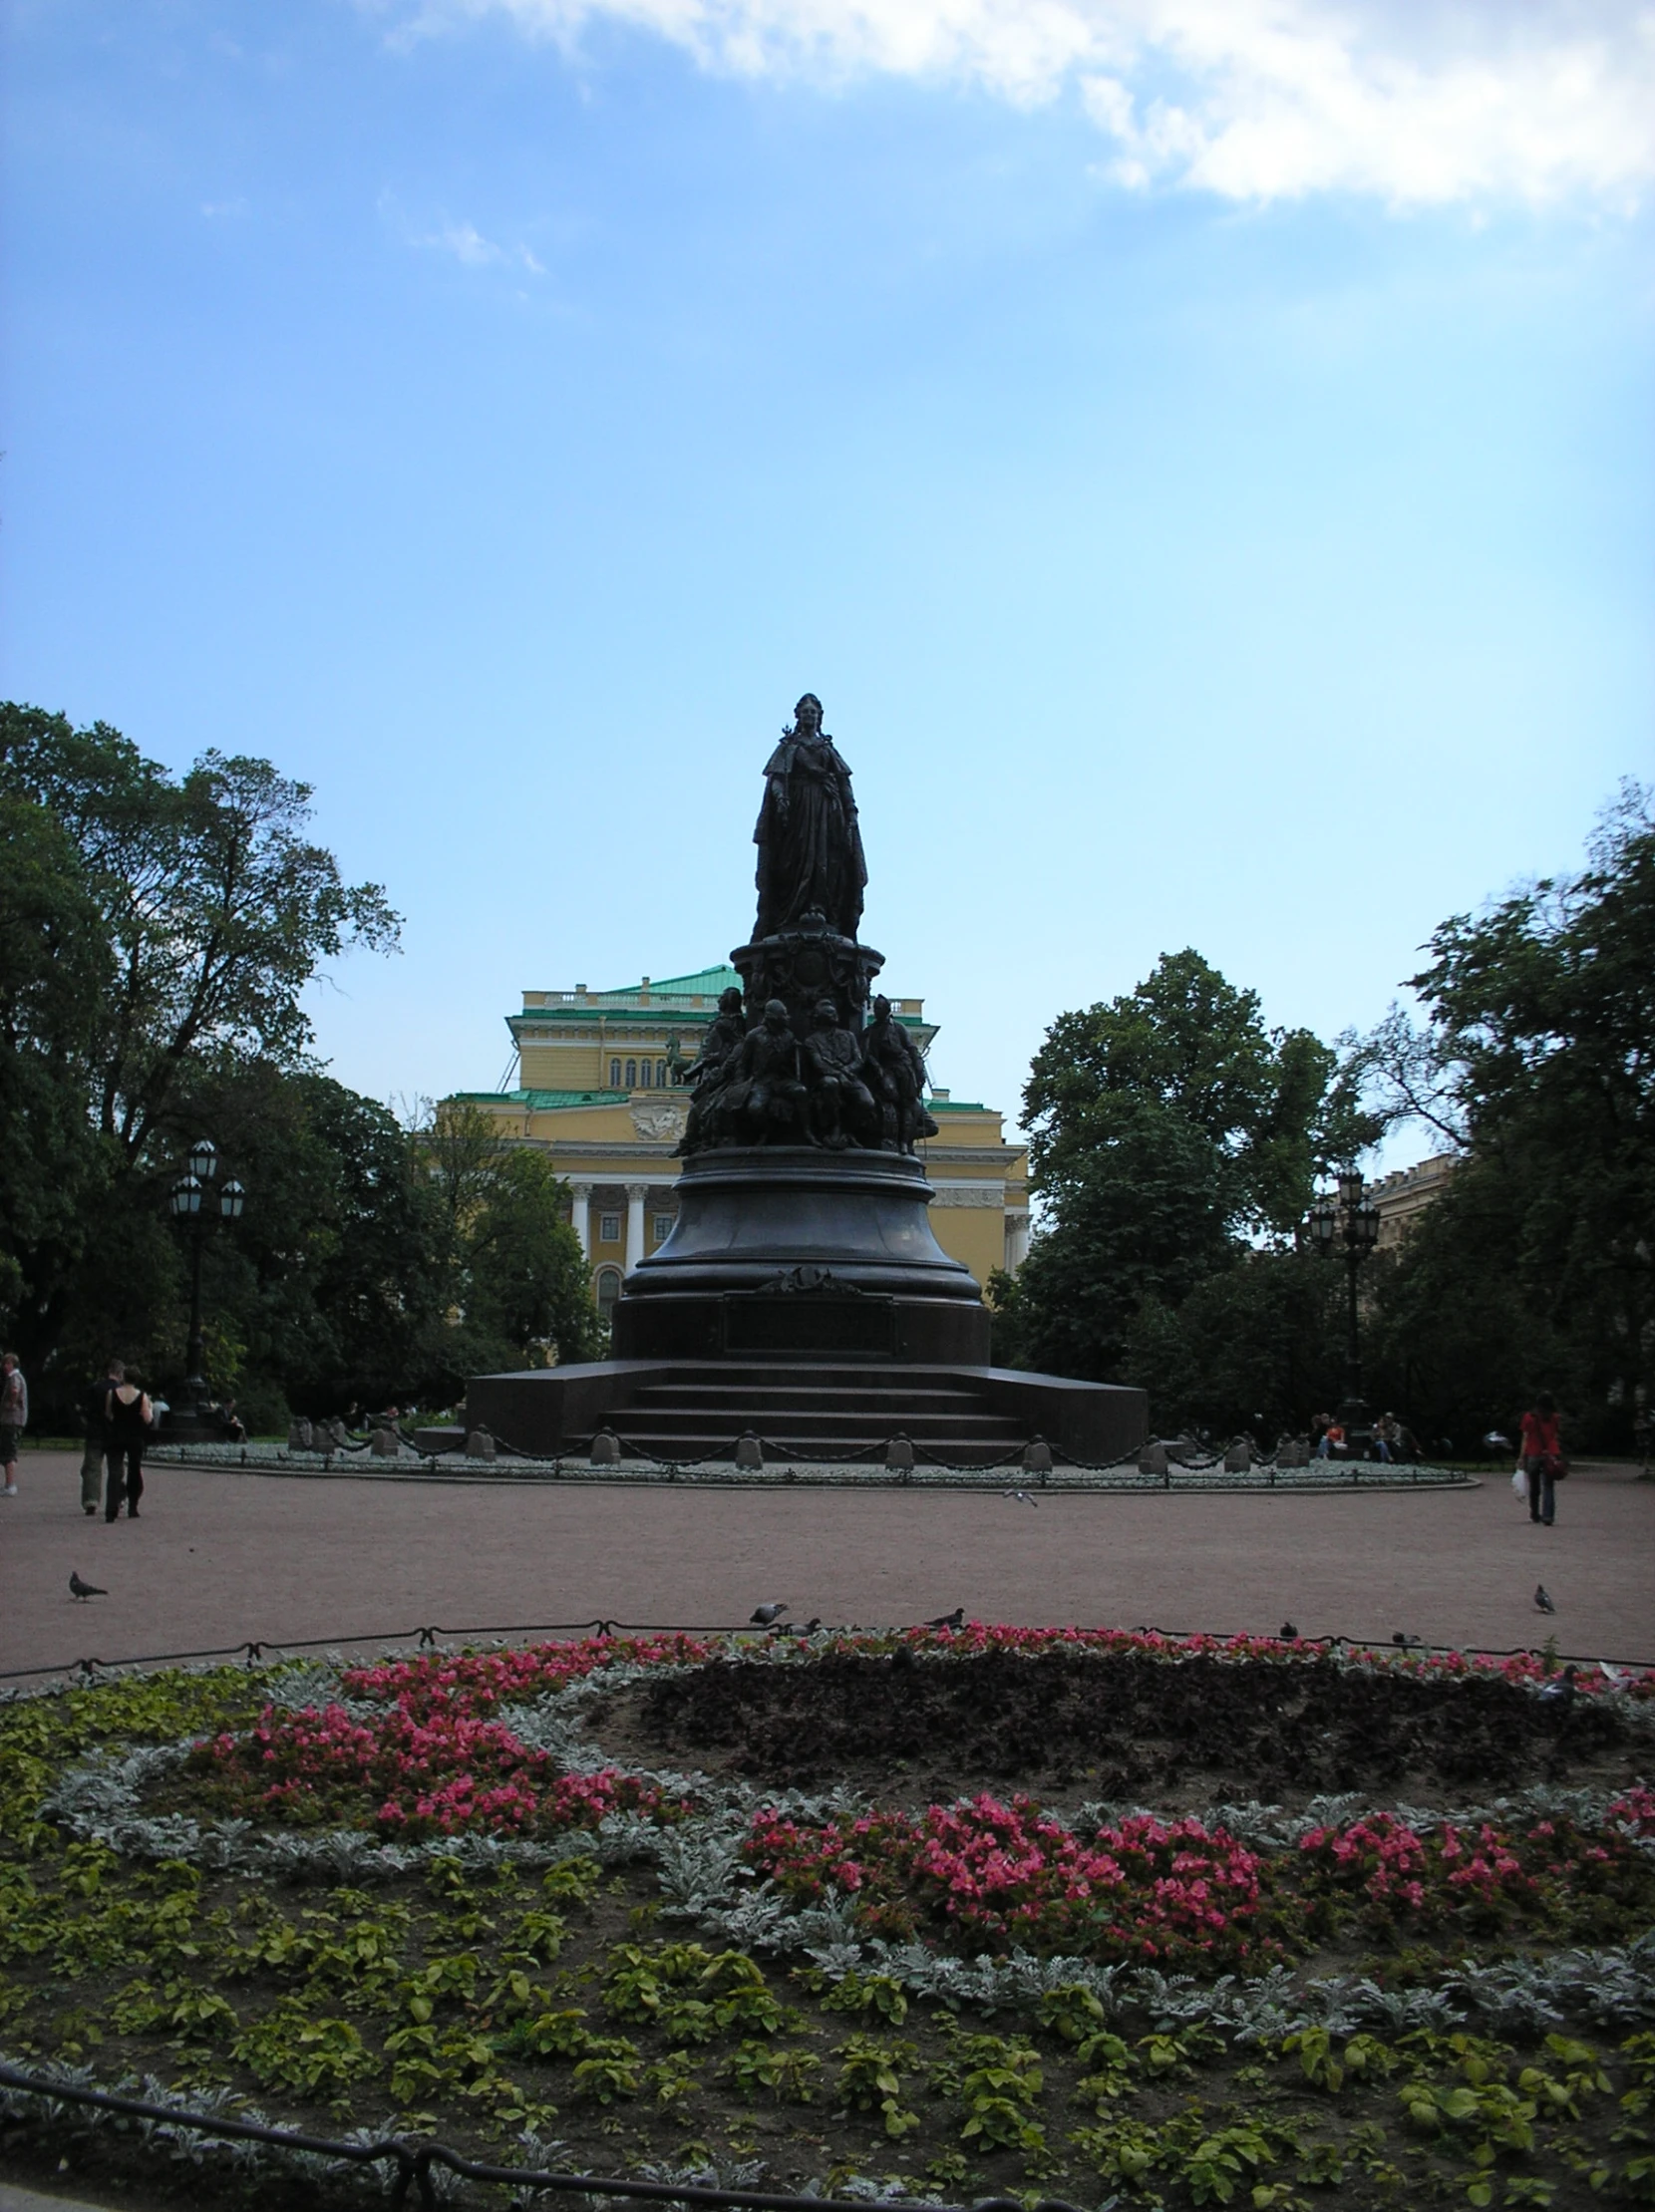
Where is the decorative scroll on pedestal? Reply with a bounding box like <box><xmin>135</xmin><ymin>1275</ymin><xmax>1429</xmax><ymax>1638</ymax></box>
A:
<box><xmin>678</xmin><ymin>697</ymin><xmax>939</xmax><ymax>1158</ymax></box>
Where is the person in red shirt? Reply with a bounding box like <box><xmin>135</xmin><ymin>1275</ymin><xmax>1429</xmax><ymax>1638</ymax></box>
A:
<box><xmin>1519</xmin><ymin>1392</ymin><xmax>1564</xmax><ymax>1526</ymax></box>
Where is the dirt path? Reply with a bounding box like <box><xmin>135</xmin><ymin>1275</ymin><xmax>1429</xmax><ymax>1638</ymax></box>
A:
<box><xmin>2</xmin><ymin>1450</ymin><xmax>1650</xmax><ymax>1680</ymax></box>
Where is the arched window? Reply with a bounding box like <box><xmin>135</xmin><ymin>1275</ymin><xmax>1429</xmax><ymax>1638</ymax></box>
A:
<box><xmin>609</xmin><ymin>1058</ymin><xmax>622</xmax><ymax>1089</ymax></box>
<box><xmin>624</xmin><ymin>1059</ymin><xmax>637</xmax><ymax>1088</ymax></box>
<box><xmin>639</xmin><ymin>1058</ymin><xmax>653</xmax><ymax>1089</ymax></box>
<box><xmin>596</xmin><ymin>1267</ymin><xmax>622</xmax><ymax>1320</ymax></box>
<box><xmin>656</xmin><ymin>1060</ymin><xmax>668</xmax><ymax>1087</ymax></box>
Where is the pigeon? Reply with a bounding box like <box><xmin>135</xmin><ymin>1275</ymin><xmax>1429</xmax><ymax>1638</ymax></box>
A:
<box><xmin>750</xmin><ymin>1601</ymin><xmax>790</xmax><ymax>1627</ymax></box>
<box><xmin>1534</xmin><ymin>1584</ymin><xmax>1556</xmax><ymax>1615</ymax></box>
<box><xmin>1538</xmin><ymin>1665</ymin><xmax>1578</xmax><ymax>1709</ymax></box>
<box><xmin>1392</xmin><ymin>1631</ymin><xmax>1424</xmax><ymax>1649</ymax></box>
<box><xmin>69</xmin><ymin>1571</ymin><xmax>106</xmax><ymax>1602</ymax></box>
<box><xmin>1280</xmin><ymin>1621</ymin><xmax>1299</xmax><ymax>1641</ymax></box>
<box><xmin>926</xmin><ymin>1606</ymin><xmax>965</xmax><ymax>1630</ymax></box>
<box><xmin>1001</xmin><ymin>1488</ymin><xmax>1039</xmax><ymax>1507</ymax></box>
<box><xmin>803</xmin><ymin>1617</ymin><xmax>822</xmax><ymax>1634</ymax></box>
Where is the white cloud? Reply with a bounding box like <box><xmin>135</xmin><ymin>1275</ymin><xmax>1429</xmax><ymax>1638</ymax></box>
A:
<box><xmin>389</xmin><ymin>0</ymin><xmax>1655</xmax><ymax>206</ymax></box>
<box><xmin>414</xmin><ymin>216</ymin><xmax>547</xmax><ymax>270</ymax></box>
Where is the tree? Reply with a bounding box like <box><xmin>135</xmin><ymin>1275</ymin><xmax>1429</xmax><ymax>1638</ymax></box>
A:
<box><xmin>998</xmin><ymin>950</ymin><xmax>1374</xmax><ymax>1397</ymax></box>
<box><xmin>1356</xmin><ymin>781</ymin><xmax>1654</xmax><ymax>1446</ymax></box>
<box><xmin>0</xmin><ymin>787</ymin><xmax>116</xmax><ymax>1355</ymax></box>
<box><xmin>0</xmin><ymin>706</ymin><xmax>401</xmax><ymax>1161</ymax></box>
<box><xmin>0</xmin><ymin>704</ymin><xmax>402</xmax><ymax>1391</ymax></box>
<box><xmin>413</xmin><ymin>1103</ymin><xmax>604</xmax><ymax>1404</ymax></box>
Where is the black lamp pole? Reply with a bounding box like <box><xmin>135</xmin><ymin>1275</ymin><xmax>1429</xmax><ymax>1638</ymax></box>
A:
<box><xmin>1305</xmin><ymin>1167</ymin><xmax>1382</xmax><ymax>1444</ymax></box>
<box><xmin>166</xmin><ymin>1140</ymin><xmax>247</xmax><ymax>1431</ymax></box>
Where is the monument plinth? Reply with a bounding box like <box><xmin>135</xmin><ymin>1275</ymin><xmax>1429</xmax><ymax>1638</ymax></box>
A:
<box><xmin>466</xmin><ymin>695</ymin><xmax>1146</xmax><ymax>1465</ymax></box>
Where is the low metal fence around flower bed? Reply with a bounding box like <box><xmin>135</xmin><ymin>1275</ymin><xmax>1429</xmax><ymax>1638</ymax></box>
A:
<box><xmin>3</xmin><ymin>1624</ymin><xmax>1654</xmax><ymax>2210</ymax></box>
<box><xmin>142</xmin><ymin>1431</ymin><xmax>1479</xmax><ymax>1492</ymax></box>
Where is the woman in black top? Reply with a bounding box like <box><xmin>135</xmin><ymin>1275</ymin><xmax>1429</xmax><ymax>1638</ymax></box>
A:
<box><xmin>105</xmin><ymin>1371</ymin><xmax>153</xmax><ymax>1521</ymax></box>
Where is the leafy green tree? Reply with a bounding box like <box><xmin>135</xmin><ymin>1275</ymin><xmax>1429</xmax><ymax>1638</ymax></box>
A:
<box><xmin>0</xmin><ymin>703</ymin><xmax>401</xmax><ymax>1408</ymax></box>
<box><xmin>414</xmin><ymin>1103</ymin><xmax>604</xmax><ymax>1403</ymax></box>
<box><xmin>1357</xmin><ymin>781</ymin><xmax>1653</xmax><ymax>1447</ymax></box>
<box><xmin>1</xmin><ymin>705</ymin><xmax>400</xmax><ymax>1160</ymax></box>
<box><xmin>1124</xmin><ymin>1250</ymin><xmax>1349</xmax><ymax>1442</ymax></box>
<box><xmin>999</xmin><ymin>950</ymin><xmax>1374</xmax><ymax>1397</ymax></box>
<box><xmin>0</xmin><ymin>786</ymin><xmax>112</xmax><ymax>1343</ymax></box>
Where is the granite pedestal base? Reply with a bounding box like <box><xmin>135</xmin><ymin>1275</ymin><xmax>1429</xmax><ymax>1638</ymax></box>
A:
<box><xmin>466</xmin><ymin>1146</ymin><xmax>1146</xmax><ymax>1466</ymax></box>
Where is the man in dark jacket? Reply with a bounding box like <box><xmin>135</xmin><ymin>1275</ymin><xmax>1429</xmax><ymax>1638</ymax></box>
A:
<box><xmin>82</xmin><ymin>1360</ymin><xmax>123</xmax><ymax>1516</ymax></box>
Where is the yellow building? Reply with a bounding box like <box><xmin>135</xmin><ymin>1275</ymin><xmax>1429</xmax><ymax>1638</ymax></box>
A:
<box><xmin>450</xmin><ymin>964</ymin><xmax>1029</xmax><ymax>1322</ymax></box>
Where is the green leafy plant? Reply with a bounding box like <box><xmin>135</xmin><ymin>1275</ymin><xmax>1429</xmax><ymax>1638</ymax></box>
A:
<box><xmin>728</xmin><ymin>2041</ymin><xmax>822</xmax><ymax>2104</ymax></box>
<box><xmin>949</xmin><ymin>2033</ymin><xmax>1044</xmax><ymax>2154</ymax></box>
<box><xmin>232</xmin><ymin>2005</ymin><xmax>373</xmax><ymax>2096</ymax></box>
<box><xmin>570</xmin><ymin>2035</ymin><xmax>642</xmax><ymax>2103</ymax></box>
<box><xmin>835</xmin><ymin>2034</ymin><xmax>921</xmax><ymax>2138</ymax></box>
<box><xmin>822</xmin><ymin>1972</ymin><xmax>908</xmax><ymax>2025</ymax></box>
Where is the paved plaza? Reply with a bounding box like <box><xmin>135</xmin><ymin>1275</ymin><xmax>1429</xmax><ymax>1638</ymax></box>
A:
<box><xmin>1</xmin><ymin>1447</ymin><xmax>1650</xmax><ymax>1679</ymax></box>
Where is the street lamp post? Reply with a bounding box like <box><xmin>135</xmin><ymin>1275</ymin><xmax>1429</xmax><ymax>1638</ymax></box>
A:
<box><xmin>1306</xmin><ymin>1167</ymin><xmax>1382</xmax><ymax>1448</ymax></box>
<box><xmin>166</xmin><ymin>1139</ymin><xmax>247</xmax><ymax>1439</ymax></box>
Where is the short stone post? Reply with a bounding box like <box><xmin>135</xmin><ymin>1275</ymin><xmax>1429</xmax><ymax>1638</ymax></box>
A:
<box><xmin>287</xmin><ymin>1419</ymin><xmax>313</xmax><ymax>1452</ymax></box>
<box><xmin>1138</xmin><ymin>1439</ymin><xmax>1168</xmax><ymax>1476</ymax></box>
<box><xmin>1223</xmin><ymin>1437</ymin><xmax>1252</xmax><ymax>1472</ymax></box>
<box><xmin>1022</xmin><ymin>1435</ymin><xmax>1053</xmax><ymax>1475</ymax></box>
<box><xmin>734</xmin><ymin>1431</ymin><xmax>765</xmax><ymax>1470</ymax></box>
<box><xmin>370</xmin><ymin>1425</ymin><xmax>400</xmax><ymax>1458</ymax></box>
<box><xmin>589</xmin><ymin>1428</ymin><xmax>620</xmax><ymax>1466</ymax></box>
<box><xmin>884</xmin><ymin>1434</ymin><xmax>915</xmax><ymax>1470</ymax></box>
<box><xmin>465</xmin><ymin>1427</ymin><xmax>496</xmax><ymax>1461</ymax></box>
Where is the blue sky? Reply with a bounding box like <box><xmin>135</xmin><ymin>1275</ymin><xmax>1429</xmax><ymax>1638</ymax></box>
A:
<box><xmin>5</xmin><ymin>0</ymin><xmax>1651</xmax><ymax>1152</ymax></box>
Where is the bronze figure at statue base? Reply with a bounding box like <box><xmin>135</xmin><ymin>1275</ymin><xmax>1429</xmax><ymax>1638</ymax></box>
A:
<box><xmin>466</xmin><ymin>696</ymin><xmax>1146</xmax><ymax>1467</ymax></box>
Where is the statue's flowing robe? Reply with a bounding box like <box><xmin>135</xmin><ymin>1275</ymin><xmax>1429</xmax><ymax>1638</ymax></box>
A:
<box><xmin>753</xmin><ymin>734</ymin><xmax>867</xmax><ymax>940</ymax></box>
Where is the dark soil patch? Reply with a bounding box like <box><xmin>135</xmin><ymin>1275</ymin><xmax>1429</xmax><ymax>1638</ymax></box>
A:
<box><xmin>604</xmin><ymin>1650</ymin><xmax>1642</xmax><ymax>1809</ymax></box>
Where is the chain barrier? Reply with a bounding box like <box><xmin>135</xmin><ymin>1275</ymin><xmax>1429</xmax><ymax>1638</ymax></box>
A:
<box><xmin>150</xmin><ymin>1434</ymin><xmax>1368</xmax><ymax>1479</ymax></box>
<box><xmin>0</xmin><ymin>2061</ymin><xmax>1077</xmax><ymax>2212</ymax></box>
<box><xmin>4</xmin><ymin>1617</ymin><xmax>1650</xmax><ymax>1689</ymax></box>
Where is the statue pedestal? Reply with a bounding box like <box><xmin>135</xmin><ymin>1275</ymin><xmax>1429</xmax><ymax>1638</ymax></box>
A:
<box><xmin>612</xmin><ymin>1146</ymin><xmax>988</xmax><ymax>1365</ymax></box>
<box><xmin>468</xmin><ymin>1145</ymin><xmax>1148</xmax><ymax>1465</ymax></box>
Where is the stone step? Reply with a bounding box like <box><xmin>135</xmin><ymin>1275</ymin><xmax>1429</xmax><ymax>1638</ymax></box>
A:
<box><xmin>600</xmin><ymin>1425</ymin><xmax>1025</xmax><ymax>1466</ymax></box>
<box><xmin>626</xmin><ymin>1383</ymin><xmax>991</xmax><ymax>1415</ymax></box>
<box><xmin>602</xmin><ymin>1398</ymin><xmax>1024</xmax><ymax>1436</ymax></box>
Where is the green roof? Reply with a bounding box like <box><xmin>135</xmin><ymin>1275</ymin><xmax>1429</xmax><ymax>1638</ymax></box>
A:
<box><xmin>450</xmin><ymin>1089</ymin><xmax>629</xmax><ymax>1109</ymax></box>
<box><xmin>928</xmin><ymin>1099</ymin><xmax>986</xmax><ymax>1111</ymax></box>
<box><xmin>598</xmin><ymin>964</ymin><xmax>743</xmax><ymax>998</ymax></box>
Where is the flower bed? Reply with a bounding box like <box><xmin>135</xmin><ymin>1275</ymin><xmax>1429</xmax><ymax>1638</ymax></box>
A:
<box><xmin>2</xmin><ymin>1628</ymin><xmax>1653</xmax><ymax>2212</ymax></box>
<box><xmin>745</xmin><ymin>1797</ymin><xmax>1278</xmax><ymax>1967</ymax></box>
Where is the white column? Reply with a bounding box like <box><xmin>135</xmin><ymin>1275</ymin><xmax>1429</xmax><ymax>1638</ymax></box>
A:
<box><xmin>1005</xmin><ymin>1209</ymin><xmax>1030</xmax><ymax>1275</ymax></box>
<box><xmin>624</xmin><ymin>1183</ymin><xmax>648</xmax><ymax>1271</ymax></box>
<box><xmin>569</xmin><ymin>1182</ymin><xmax>593</xmax><ymax>1259</ymax></box>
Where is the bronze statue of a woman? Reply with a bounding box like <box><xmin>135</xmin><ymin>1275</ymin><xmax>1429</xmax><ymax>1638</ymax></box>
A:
<box><xmin>753</xmin><ymin>694</ymin><xmax>867</xmax><ymax>941</ymax></box>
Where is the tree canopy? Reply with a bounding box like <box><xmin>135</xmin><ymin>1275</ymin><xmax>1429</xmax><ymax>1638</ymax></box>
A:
<box><xmin>0</xmin><ymin>704</ymin><xmax>596</xmax><ymax>1428</ymax></box>
<box><xmin>995</xmin><ymin>949</ymin><xmax>1372</xmax><ymax>1399</ymax></box>
<box><xmin>1356</xmin><ymin>780</ymin><xmax>1653</xmax><ymax>1448</ymax></box>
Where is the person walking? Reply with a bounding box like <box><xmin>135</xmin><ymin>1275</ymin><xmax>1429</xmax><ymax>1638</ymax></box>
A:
<box><xmin>1519</xmin><ymin>1391</ymin><xmax>1566</xmax><ymax>1527</ymax></box>
<box><xmin>82</xmin><ymin>1359</ymin><xmax>123</xmax><ymax>1515</ymax></box>
<box><xmin>0</xmin><ymin>1353</ymin><xmax>25</xmax><ymax>1495</ymax></box>
<box><xmin>104</xmin><ymin>1367</ymin><xmax>153</xmax><ymax>1522</ymax></box>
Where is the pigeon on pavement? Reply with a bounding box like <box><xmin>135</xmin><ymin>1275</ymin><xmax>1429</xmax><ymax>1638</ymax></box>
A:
<box><xmin>803</xmin><ymin>1617</ymin><xmax>823</xmax><ymax>1634</ymax></box>
<box><xmin>1538</xmin><ymin>1665</ymin><xmax>1578</xmax><ymax>1708</ymax></box>
<box><xmin>1280</xmin><ymin>1621</ymin><xmax>1299</xmax><ymax>1641</ymax></box>
<box><xmin>1535</xmin><ymin>1584</ymin><xmax>1556</xmax><ymax>1615</ymax></box>
<box><xmin>1392</xmin><ymin>1631</ymin><xmax>1424</xmax><ymax>1648</ymax></box>
<box><xmin>750</xmin><ymin>1601</ymin><xmax>790</xmax><ymax>1626</ymax></box>
<box><xmin>69</xmin><ymin>1571</ymin><xmax>106</xmax><ymax>1602</ymax></box>
<box><xmin>926</xmin><ymin>1607</ymin><xmax>965</xmax><ymax>1630</ymax></box>
<box><xmin>1001</xmin><ymin>1488</ymin><xmax>1039</xmax><ymax>1506</ymax></box>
